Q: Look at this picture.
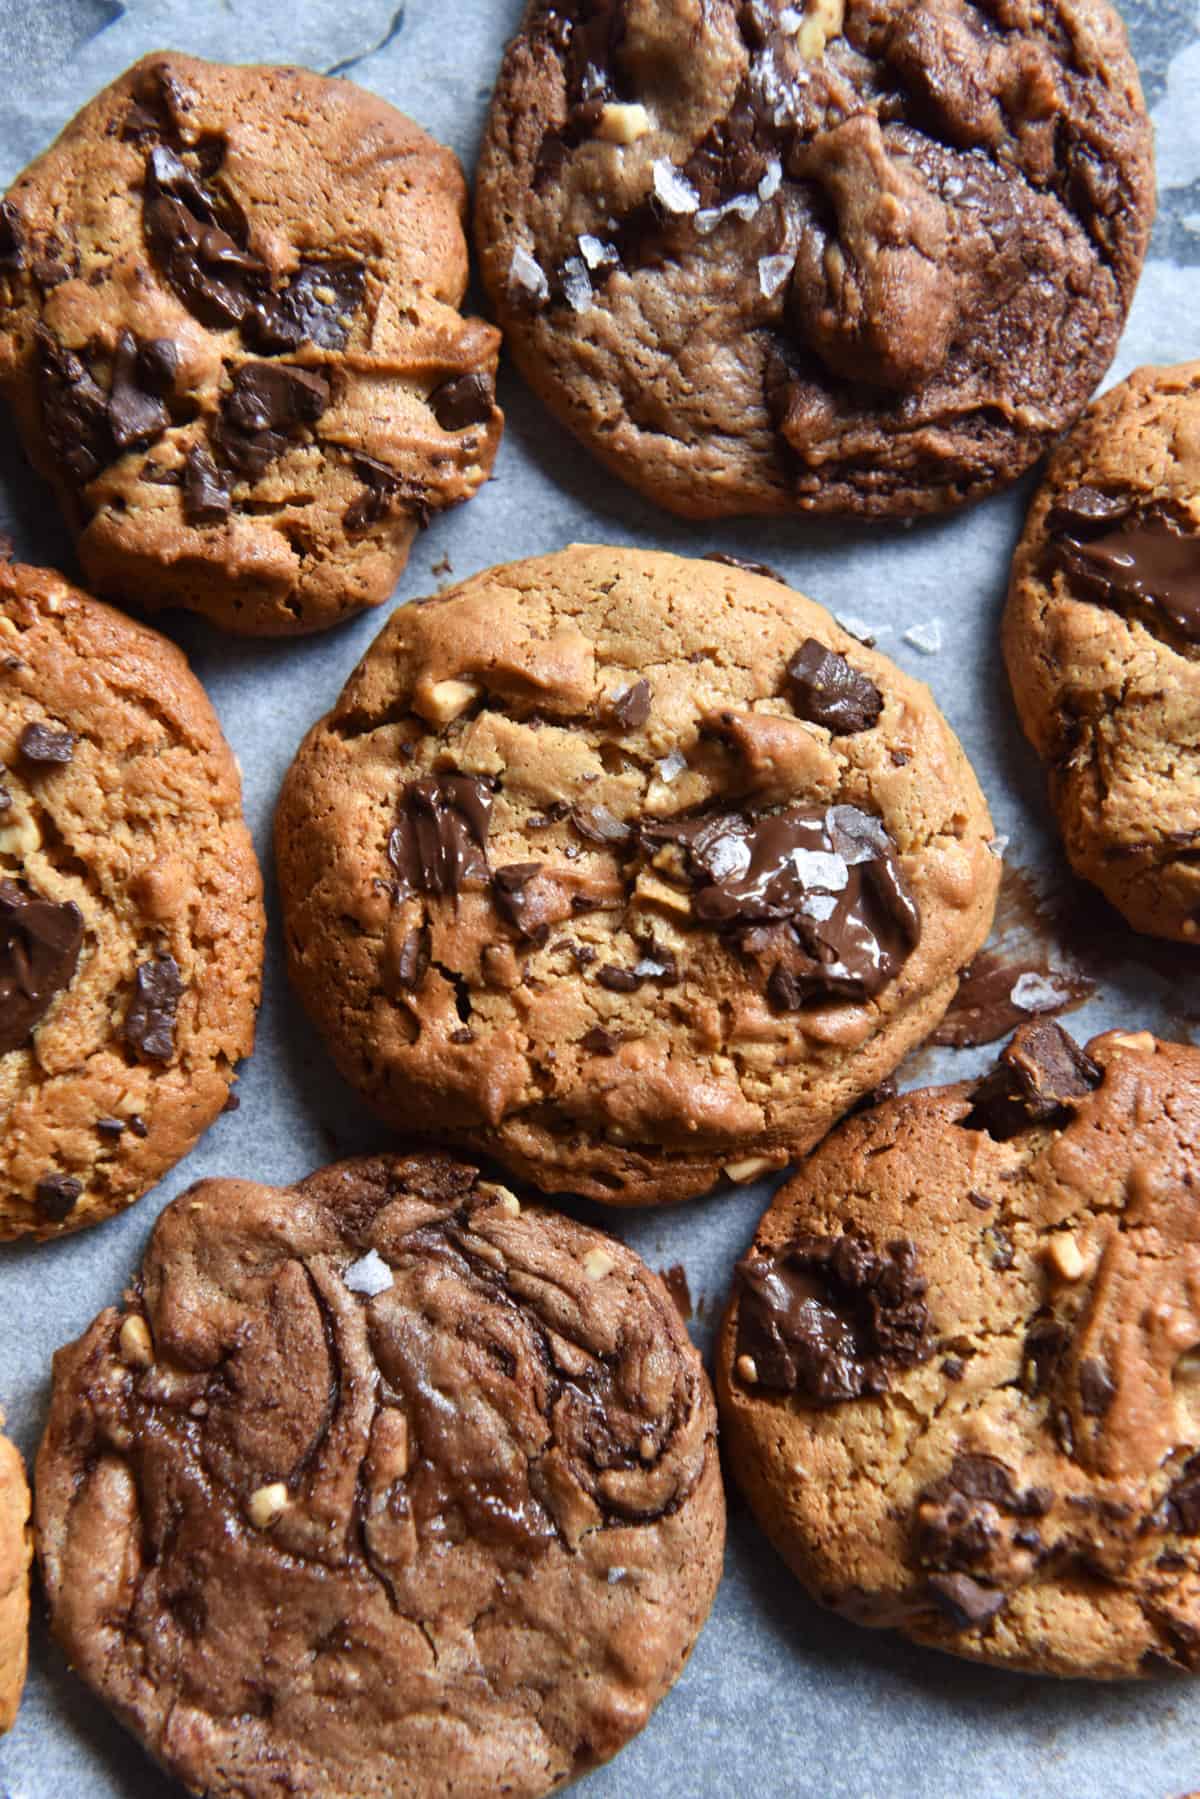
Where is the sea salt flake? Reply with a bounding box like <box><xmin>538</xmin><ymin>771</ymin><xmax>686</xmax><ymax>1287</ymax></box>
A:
<box><xmin>634</xmin><ymin>957</ymin><xmax>669</xmax><ymax>978</ymax></box>
<box><xmin>987</xmin><ymin>835</ymin><xmax>1011</xmax><ymax>860</ymax></box>
<box><xmin>343</xmin><ymin>1249</ymin><xmax>394</xmax><ymax>1297</ymax></box>
<box><xmin>758</xmin><ymin>158</ymin><xmax>783</xmax><ymax>201</ymax></box>
<box><xmin>653</xmin><ymin>160</ymin><xmax>701</xmax><ymax>215</ymax></box>
<box><xmin>835</xmin><ymin>612</ymin><xmax>886</xmax><ymax>644</ymax></box>
<box><xmin>579</xmin><ymin>233</ymin><xmax>614</xmax><ymax>270</ymax></box>
<box><xmin>1011</xmin><ymin>971</ymin><xmax>1070</xmax><ymax>1014</ymax></box>
<box><xmin>758</xmin><ymin>253</ymin><xmax>793</xmax><ymax>298</ymax></box>
<box><xmin>790</xmin><ymin>849</ymin><xmax>849</xmax><ymax>890</ymax></box>
<box><xmin>562</xmin><ymin>256</ymin><xmax>593</xmax><ymax>312</ymax></box>
<box><xmin>509</xmin><ymin>244</ymin><xmax>549</xmax><ymax>302</ymax></box>
<box><xmin>904</xmin><ymin>619</ymin><xmax>943</xmax><ymax>654</ymax></box>
<box><xmin>657</xmin><ymin>749</ymin><xmax>688</xmax><ymax>782</ymax></box>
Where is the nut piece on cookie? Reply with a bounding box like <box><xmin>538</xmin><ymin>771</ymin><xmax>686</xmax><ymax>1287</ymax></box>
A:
<box><xmin>276</xmin><ymin>546</ymin><xmax>999</xmax><ymax>1206</ymax></box>
<box><xmin>1005</xmin><ymin>361</ymin><xmax>1200</xmax><ymax>942</ymax></box>
<box><xmin>0</xmin><ymin>53</ymin><xmax>503</xmax><ymax>636</ymax></box>
<box><xmin>35</xmin><ymin>1152</ymin><xmax>724</xmax><ymax>1798</ymax></box>
<box><xmin>474</xmin><ymin>0</ymin><xmax>1153</xmax><ymax>520</ymax></box>
<box><xmin>718</xmin><ymin>1022</ymin><xmax>1200</xmax><ymax>1678</ymax></box>
<box><xmin>0</xmin><ymin>1420</ymin><xmax>31</xmax><ymax>1734</ymax></box>
<box><xmin>0</xmin><ymin>560</ymin><xmax>264</xmax><ymax>1239</ymax></box>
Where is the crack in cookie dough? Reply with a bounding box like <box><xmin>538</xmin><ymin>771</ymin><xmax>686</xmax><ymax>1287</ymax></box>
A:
<box><xmin>0</xmin><ymin>561</ymin><xmax>263</xmax><ymax>1238</ymax></box>
<box><xmin>35</xmin><ymin>1152</ymin><xmax>723</xmax><ymax>1799</ymax></box>
<box><xmin>1005</xmin><ymin>361</ymin><xmax>1200</xmax><ymax>941</ymax></box>
<box><xmin>0</xmin><ymin>53</ymin><xmax>503</xmax><ymax>635</ymax></box>
<box><xmin>277</xmin><ymin>546</ymin><xmax>998</xmax><ymax>1205</ymax></box>
<box><xmin>475</xmin><ymin>0</ymin><xmax>1154</xmax><ymax>520</ymax></box>
<box><xmin>719</xmin><ymin>1024</ymin><xmax>1200</xmax><ymax>1677</ymax></box>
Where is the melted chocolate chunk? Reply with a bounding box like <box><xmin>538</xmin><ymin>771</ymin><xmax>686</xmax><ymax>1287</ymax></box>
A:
<box><xmin>961</xmin><ymin>1021</ymin><xmax>1102</xmax><ymax>1141</ymax></box>
<box><xmin>785</xmin><ymin>639</ymin><xmax>883</xmax><ymax>735</ymax></box>
<box><xmin>429</xmin><ymin>371</ymin><xmax>495</xmax><ymax>432</ymax></box>
<box><xmin>0</xmin><ymin>879</ymin><xmax>84</xmax><ymax>1054</ymax></box>
<box><xmin>20</xmin><ymin>721</ymin><xmax>75</xmax><ymax>764</ymax></box>
<box><xmin>493</xmin><ymin>863</ymin><xmax>544</xmax><ymax>938</ymax></box>
<box><xmin>107</xmin><ymin>331</ymin><xmax>174</xmax><ymax>450</ymax></box>
<box><xmin>125</xmin><ymin>954</ymin><xmax>184</xmax><ymax>1062</ymax></box>
<box><xmin>704</xmin><ymin>550</ymin><xmax>786</xmax><ymax>584</ymax></box>
<box><xmin>641</xmin><ymin>801</ymin><xmax>919</xmax><ymax>1006</ymax></box>
<box><xmin>244</xmin><ymin>260</ymin><xmax>366</xmax><ymax>353</ymax></box>
<box><xmin>0</xmin><ymin>199</ymin><xmax>24</xmax><ymax>271</ymax></box>
<box><xmin>144</xmin><ymin>145</ymin><xmax>268</xmax><ymax>328</ymax></box>
<box><xmin>1045</xmin><ymin>488</ymin><xmax>1200</xmax><ymax>644</ymax></box>
<box><xmin>735</xmin><ymin>1232</ymin><xmax>933</xmax><ymax>1403</ymax></box>
<box><xmin>388</xmin><ymin>775</ymin><xmax>494</xmax><ymax>899</ymax></box>
<box><xmin>925</xmin><ymin>1572</ymin><xmax>1007</xmax><ymax>1631</ymax></box>
<box><xmin>214</xmin><ymin>361</ymin><xmax>330</xmax><ymax>478</ymax></box>
<box><xmin>182</xmin><ymin>445</ymin><xmax>231</xmax><ymax>524</ymax></box>
<box><xmin>605</xmin><ymin>679</ymin><xmax>652</xmax><ymax>730</ymax></box>
<box><xmin>392</xmin><ymin>926</ymin><xmax>430</xmax><ymax>992</ymax></box>
<box><xmin>34</xmin><ymin>1171</ymin><xmax>82</xmax><ymax>1223</ymax></box>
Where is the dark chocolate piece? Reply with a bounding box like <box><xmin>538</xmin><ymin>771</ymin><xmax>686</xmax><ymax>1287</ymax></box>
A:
<box><xmin>962</xmin><ymin>1021</ymin><xmax>1102</xmax><ymax>1141</ymax></box>
<box><xmin>392</xmin><ymin>926</ymin><xmax>430</xmax><ymax>992</ymax></box>
<box><xmin>785</xmin><ymin>639</ymin><xmax>883</xmax><ymax>736</ymax></box>
<box><xmin>925</xmin><ymin>1572</ymin><xmax>1008</xmax><ymax>1631</ymax></box>
<box><xmin>124</xmin><ymin>954</ymin><xmax>184</xmax><ymax>1062</ymax></box>
<box><xmin>20</xmin><ymin>721</ymin><xmax>75</xmax><ymax>764</ymax></box>
<box><xmin>0</xmin><ymin>199</ymin><xmax>24</xmax><ymax>271</ymax></box>
<box><xmin>107</xmin><ymin>330</ymin><xmax>172</xmax><ymax>450</ymax></box>
<box><xmin>36</xmin><ymin>327</ymin><xmax>113</xmax><ymax>485</ymax></box>
<box><xmin>581</xmin><ymin>1025</ymin><xmax>622</xmax><ymax>1055</ymax></box>
<box><xmin>596</xmin><ymin>964</ymin><xmax>641</xmax><ymax>993</ymax></box>
<box><xmin>34</xmin><ymin>1171</ymin><xmax>82</xmax><ymax>1223</ymax></box>
<box><xmin>1079</xmin><ymin>1357</ymin><xmax>1116</xmax><ymax>1417</ymax></box>
<box><xmin>1046</xmin><ymin>488</ymin><xmax>1200</xmax><ymax>643</ymax></box>
<box><xmin>244</xmin><ymin>260</ymin><xmax>365</xmax><ymax>353</ymax></box>
<box><xmin>735</xmin><ymin>1231</ymin><xmax>933</xmax><ymax>1403</ymax></box>
<box><xmin>605</xmin><ymin>679</ymin><xmax>652</xmax><ymax>730</ymax></box>
<box><xmin>388</xmin><ymin>774</ymin><xmax>493</xmax><ymax>898</ymax></box>
<box><xmin>182</xmin><ymin>445</ymin><xmax>232</xmax><ymax>524</ymax></box>
<box><xmin>95</xmin><ymin>1116</ymin><xmax>127</xmax><ymax>1137</ymax></box>
<box><xmin>0</xmin><ymin>878</ymin><xmax>85</xmax><ymax>1053</ymax></box>
<box><xmin>571</xmin><ymin>804</ymin><xmax>633</xmax><ymax>848</ymax></box>
<box><xmin>215</xmin><ymin>361</ymin><xmax>330</xmax><ymax>478</ymax></box>
<box><xmin>1160</xmin><ymin>1455</ymin><xmax>1200</xmax><ymax>1535</ymax></box>
<box><xmin>493</xmin><ymin>863</ymin><xmax>544</xmax><ymax>937</ymax></box>
<box><xmin>429</xmin><ymin>371</ymin><xmax>495</xmax><ymax>431</ymax></box>
<box><xmin>703</xmin><ymin>550</ymin><xmax>786</xmax><ymax>584</ymax></box>
<box><xmin>143</xmin><ymin>145</ymin><xmax>269</xmax><ymax>328</ymax></box>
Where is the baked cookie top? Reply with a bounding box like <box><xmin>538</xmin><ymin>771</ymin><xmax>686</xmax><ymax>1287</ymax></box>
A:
<box><xmin>474</xmin><ymin>0</ymin><xmax>1154</xmax><ymax>520</ymax></box>
<box><xmin>0</xmin><ymin>560</ymin><xmax>263</xmax><ymax>1238</ymax></box>
<box><xmin>276</xmin><ymin>546</ymin><xmax>999</xmax><ymax>1205</ymax></box>
<box><xmin>0</xmin><ymin>52</ymin><xmax>503</xmax><ymax>635</ymax></box>
<box><xmin>35</xmin><ymin>1152</ymin><xmax>723</xmax><ymax>1799</ymax></box>
<box><xmin>718</xmin><ymin>1023</ymin><xmax>1200</xmax><ymax>1678</ymax></box>
<box><xmin>0</xmin><ymin>1423</ymin><xmax>31</xmax><ymax>1736</ymax></box>
<box><xmin>1005</xmin><ymin>361</ymin><xmax>1200</xmax><ymax>942</ymax></box>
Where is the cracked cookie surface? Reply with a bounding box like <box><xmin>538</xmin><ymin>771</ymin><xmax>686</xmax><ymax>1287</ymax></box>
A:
<box><xmin>718</xmin><ymin>1023</ymin><xmax>1200</xmax><ymax>1678</ymax></box>
<box><xmin>0</xmin><ymin>52</ymin><xmax>503</xmax><ymax>635</ymax></box>
<box><xmin>474</xmin><ymin>0</ymin><xmax>1153</xmax><ymax>520</ymax></box>
<box><xmin>0</xmin><ymin>1422</ymin><xmax>30</xmax><ymax>1734</ymax></box>
<box><xmin>35</xmin><ymin>1151</ymin><xmax>723</xmax><ymax>1799</ymax></box>
<box><xmin>276</xmin><ymin>545</ymin><xmax>998</xmax><ymax>1205</ymax></box>
<box><xmin>1005</xmin><ymin>361</ymin><xmax>1200</xmax><ymax>942</ymax></box>
<box><xmin>0</xmin><ymin>560</ymin><xmax>263</xmax><ymax>1239</ymax></box>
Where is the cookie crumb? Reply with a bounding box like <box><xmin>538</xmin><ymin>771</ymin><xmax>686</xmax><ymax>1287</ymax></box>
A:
<box><xmin>343</xmin><ymin>1249</ymin><xmax>394</xmax><ymax>1297</ymax></box>
<box><xmin>903</xmin><ymin>620</ymin><xmax>943</xmax><ymax>655</ymax></box>
<box><xmin>118</xmin><ymin>1313</ymin><xmax>154</xmax><ymax>1368</ymax></box>
<box><xmin>247</xmin><ymin>1482</ymin><xmax>290</xmax><ymax>1531</ymax></box>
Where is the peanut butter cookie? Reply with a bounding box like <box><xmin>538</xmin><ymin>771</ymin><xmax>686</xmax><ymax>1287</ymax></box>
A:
<box><xmin>0</xmin><ymin>1421</ymin><xmax>31</xmax><ymax>1734</ymax></box>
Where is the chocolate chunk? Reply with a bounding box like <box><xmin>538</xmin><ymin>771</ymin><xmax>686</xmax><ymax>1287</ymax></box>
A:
<box><xmin>1023</xmin><ymin>1315</ymin><xmax>1068</xmax><ymax>1394</ymax></box>
<box><xmin>128</xmin><ymin>1113</ymin><xmax>149</xmax><ymax>1138</ymax></box>
<box><xmin>0</xmin><ymin>784</ymin><xmax>12</xmax><ymax>813</ymax></box>
<box><xmin>581</xmin><ymin>1025</ymin><xmax>622</xmax><ymax>1055</ymax></box>
<box><xmin>429</xmin><ymin>370</ymin><xmax>495</xmax><ymax>431</ymax></box>
<box><xmin>926</xmin><ymin>1572</ymin><xmax>1007</xmax><ymax>1631</ymax></box>
<box><xmin>984</xmin><ymin>1225</ymin><xmax>1014</xmax><ymax>1271</ymax></box>
<box><xmin>107</xmin><ymin>330</ymin><xmax>173</xmax><ymax>450</ymax></box>
<box><xmin>704</xmin><ymin>550</ymin><xmax>786</xmax><ymax>584</ymax></box>
<box><xmin>36</xmin><ymin>326</ymin><xmax>113</xmax><ymax>485</ymax></box>
<box><xmin>0</xmin><ymin>199</ymin><xmax>24</xmax><ymax>271</ymax></box>
<box><xmin>215</xmin><ymin>361</ymin><xmax>330</xmax><ymax>478</ymax></box>
<box><xmin>962</xmin><ymin>1021</ymin><xmax>1102</xmax><ymax>1140</ymax></box>
<box><xmin>34</xmin><ymin>1172</ymin><xmax>82</xmax><ymax>1223</ymax></box>
<box><xmin>182</xmin><ymin>445</ymin><xmax>231</xmax><ymax>525</ymax></box>
<box><xmin>0</xmin><ymin>878</ymin><xmax>84</xmax><ymax>1053</ymax></box>
<box><xmin>596</xmin><ymin>964</ymin><xmax>641</xmax><ymax>992</ymax></box>
<box><xmin>20</xmin><ymin>721</ymin><xmax>75</xmax><ymax>764</ymax></box>
<box><xmin>571</xmin><ymin>804</ymin><xmax>633</xmax><ymax>848</ymax></box>
<box><xmin>967</xmin><ymin>1190</ymin><xmax>992</xmax><ymax>1211</ymax></box>
<box><xmin>124</xmin><ymin>954</ymin><xmax>184</xmax><ymax>1062</ymax></box>
<box><xmin>33</xmin><ymin>258</ymin><xmax>70</xmax><ymax>291</ymax></box>
<box><xmin>660</xmin><ymin>1263</ymin><xmax>693</xmax><ymax>1322</ymax></box>
<box><xmin>95</xmin><ymin>1116</ymin><xmax>126</xmax><ymax>1137</ymax></box>
<box><xmin>942</xmin><ymin>1357</ymin><xmax>964</xmax><ymax>1381</ymax></box>
<box><xmin>641</xmin><ymin>801</ymin><xmax>919</xmax><ymax>1006</ymax></box>
<box><xmin>1045</xmin><ymin>489</ymin><xmax>1200</xmax><ymax>644</ymax></box>
<box><xmin>222</xmin><ymin>1091</ymin><xmax>240</xmax><ymax>1114</ymax></box>
<box><xmin>493</xmin><ymin>863</ymin><xmax>544</xmax><ymax>937</ymax></box>
<box><xmin>1161</xmin><ymin>1455</ymin><xmax>1200</xmax><ymax>1535</ymax></box>
<box><xmin>605</xmin><ymin>679</ymin><xmax>652</xmax><ymax>730</ymax></box>
<box><xmin>144</xmin><ymin>145</ymin><xmax>269</xmax><ymax>328</ymax></box>
<box><xmin>785</xmin><ymin>639</ymin><xmax>883</xmax><ymax>735</ymax></box>
<box><xmin>1079</xmin><ymin>1357</ymin><xmax>1116</xmax><ymax>1416</ymax></box>
<box><xmin>392</xmin><ymin>926</ymin><xmax>430</xmax><ymax>992</ymax></box>
<box><xmin>388</xmin><ymin>774</ymin><xmax>493</xmax><ymax>898</ymax></box>
<box><xmin>735</xmin><ymin>1232</ymin><xmax>933</xmax><ymax>1403</ymax></box>
<box><xmin>343</xmin><ymin>454</ymin><xmax>428</xmax><ymax>533</ymax></box>
<box><xmin>244</xmin><ymin>259</ymin><xmax>366</xmax><ymax>353</ymax></box>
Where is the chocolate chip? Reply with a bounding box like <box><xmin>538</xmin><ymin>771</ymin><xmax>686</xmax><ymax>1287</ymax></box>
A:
<box><xmin>581</xmin><ymin>1025</ymin><xmax>622</xmax><ymax>1055</ymax></box>
<box><xmin>388</xmin><ymin>775</ymin><xmax>493</xmax><ymax>898</ymax></box>
<box><xmin>983</xmin><ymin>1225</ymin><xmax>1014</xmax><ymax>1271</ymax></box>
<box><xmin>33</xmin><ymin>258</ymin><xmax>70</xmax><ymax>290</ymax></box>
<box><xmin>786</xmin><ymin>638</ymin><xmax>884</xmax><ymax>735</ymax></box>
<box><xmin>107</xmin><ymin>329</ymin><xmax>172</xmax><ymax>450</ymax></box>
<box><xmin>961</xmin><ymin>1021</ymin><xmax>1103</xmax><ymax>1140</ymax></box>
<box><xmin>20</xmin><ymin>721</ymin><xmax>74</xmax><ymax>764</ymax></box>
<box><xmin>35</xmin><ymin>326</ymin><xmax>112</xmax><ymax>485</ymax></box>
<box><xmin>144</xmin><ymin>145</ymin><xmax>269</xmax><ymax>328</ymax></box>
<box><xmin>450</xmin><ymin>1027</ymin><xmax>474</xmax><ymax>1044</ymax></box>
<box><xmin>597</xmin><ymin>964</ymin><xmax>641</xmax><ymax>992</ymax></box>
<box><xmin>128</xmin><ymin>1113</ymin><xmax>149</xmax><ymax>1138</ymax></box>
<box><xmin>244</xmin><ymin>260</ymin><xmax>366</xmax><ymax>353</ymax></box>
<box><xmin>0</xmin><ymin>199</ymin><xmax>24</xmax><ymax>271</ymax></box>
<box><xmin>1161</xmin><ymin>1455</ymin><xmax>1200</xmax><ymax>1534</ymax></box>
<box><xmin>215</xmin><ymin>361</ymin><xmax>330</xmax><ymax>478</ymax></box>
<box><xmin>493</xmin><ymin>863</ymin><xmax>544</xmax><ymax>938</ymax></box>
<box><xmin>222</xmin><ymin>1091</ymin><xmax>240</xmax><ymax>1114</ymax></box>
<box><xmin>124</xmin><ymin>954</ymin><xmax>183</xmax><ymax>1062</ymax></box>
<box><xmin>344</xmin><ymin>454</ymin><xmax>429</xmax><ymax>534</ymax></box>
<box><xmin>0</xmin><ymin>785</ymin><xmax>10</xmax><ymax>813</ymax></box>
<box><xmin>393</xmin><ymin>926</ymin><xmax>430</xmax><ymax>992</ymax></box>
<box><xmin>182</xmin><ymin>445</ymin><xmax>231</xmax><ymax>525</ymax></box>
<box><xmin>1079</xmin><ymin>1357</ymin><xmax>1116</xmax><ymax>1416</ymax></box>
<box><xmin>605</xmin><ymin>679</ymin><xmax>652</xmax><ymax>730</ymax></box>
<box><xmin>704</xmin><ymin>550</ymin><xmax>786</xmax><ymax>584</ymax></box>
<box><xmin>95</xmin><ymin>1116</ymin><xmax>126</xmax><ymax>1137</ymax></box>
<box><xmin>1023</xmin><ymin>1315</ymin><xmax>1067</xmax><ymax>1394</ymax></box>
<box><xmin>34</xmin><ymin>1172</ymin><xmax>82</xmax><ymax>1223</ymax></box>
<box><xmin>429</xmin><ymin>371</ymin><xmax>495</xmax><ymax>431</ymax></box>
<box><xmin>1046</xmin><ymin>486</ymin><xmax>1133</xmax><ymax>537</ymax></box>
<box><xmin>926</xmin><ymin>1572</ymin><xmax>1007</xmax><ymax>1631</ymax></box>
<box><xmin>0</xmin><ymin>879</ymin><xmax>84</xmax><ymax>1054</ymax></box>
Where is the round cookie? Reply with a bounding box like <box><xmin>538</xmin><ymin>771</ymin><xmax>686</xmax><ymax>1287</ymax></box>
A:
<box><xmin>718</xmin><ymin>1021</ymin><xmax>1200</xmax><ymax>1679</ymax></box>
<box><xmin>0</xmin><ymin>52</ymin><xmax>503</xmax><ymax>636</ymax></box>
<box><xmin>474</xmin><ymin>0</ymin><xmax>1153</xmax><ymax>521</ymax></box>
<box><xmin>35</xmin><ymin>1151</ymin><xmax>724</xmax><ymax>1799</ymax></box>
<box><xmin>0</xmin><ymin>560</ymin><xmax>263</xmax><ymax>1239</ymax></box>
<box><xmin>0</xmin><ymin>1421</ymin><xmax>31</xmax><ymax>1734</ymax></box>
<box><xmin>1005</xmin><ymin>361</ymin><xmax>1200</xmax><ymax>942</ymax></box>
<box><xmin>276</xmin><ymin>545</ymin><xmax>999</xmax><ymax>1205</ymax></box>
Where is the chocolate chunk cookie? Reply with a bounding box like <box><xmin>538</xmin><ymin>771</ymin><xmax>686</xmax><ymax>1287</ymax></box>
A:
<box><xmin>474</xmin><ymin>0</ymin><xmax>1154</xmax><ymax>520</ymax></box>
<box><xmin>1005</xmin><ymin>362</ymin><xmax>1200</xmax><ymax>942</ymax></box>
<box><xmin>0</xmin><ymin>53</ymin><xmax>502</xmax><ymax>636</ymax></box>
<box><xmin>276</xmin><ymin>546</ymin><xmax>999</xmax><ymax>1205</ymax></box>
<box><xmin>0</xmin><ymin>1421</ymin><xmax>30</xmax><ymax>1734</ymax></box>
<box><xmin>35</xmin><ymin>1152</ymin><xmax>723</xmax><ymax>1797</ymax></box>
<box><xmin>718</xmin><ymin>1022</ymin><xmax>1200</xmax><ymax>1677</ymax></box>
<box><xmin>0</xmin><ymin>561</ymin><xmax>263</xmax><ymax>1238</ymax></box>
